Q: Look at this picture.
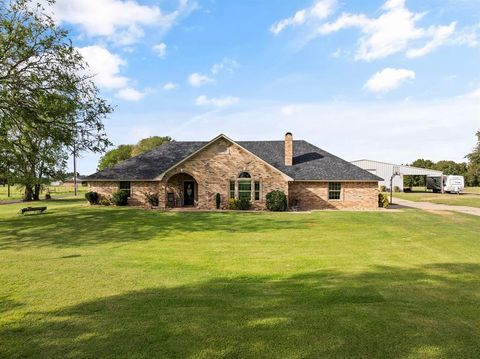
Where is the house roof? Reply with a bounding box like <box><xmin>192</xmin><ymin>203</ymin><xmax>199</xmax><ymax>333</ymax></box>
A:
<box><xmin>87</xmin><ymin>136</ymin><xmax>381</xmax><ymax>182</ymax></box>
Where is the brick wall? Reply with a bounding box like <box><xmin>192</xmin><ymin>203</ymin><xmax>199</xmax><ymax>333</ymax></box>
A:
<box><xmin>288</xmin><ymin>181</ymin><xmax>379</xmax><ymax>210</ymax></box>
<box><xmin>162</xmin><ymin>138</ymin><xmax>289</xmax><ymax>209</ymax></box>
<box><xmin>88</xmin><ymin>181</ymin><xmax>159</xmax><ymax>206</ymax></box>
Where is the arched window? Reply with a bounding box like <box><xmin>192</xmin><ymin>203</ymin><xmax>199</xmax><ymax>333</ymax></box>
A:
<box><xmin>229</xmin><ymin>172</ymin><xmax>261</xmax><ymax>201</ymax></box>
<box><xmin>238</xmin><ymin>172</ymin><xmax>251</xmax><ymax>178</ymax></box>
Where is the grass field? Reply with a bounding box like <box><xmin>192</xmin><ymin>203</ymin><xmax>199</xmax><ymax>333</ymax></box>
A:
<box><xmin>1</xmin><ymin>199</ymin><xmax>480</xmax><ymax>358</ymax></box>
<box><xmin>0</xmin><ymin>185</ymin><xmax>87</xmax><ymax>201</ymax></box>
<box><xmin>393</xmin><ymin>187</ymin><xmax>480</xmax><ymax>208</ymax></box>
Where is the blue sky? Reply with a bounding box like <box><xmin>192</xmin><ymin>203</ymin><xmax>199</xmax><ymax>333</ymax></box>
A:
<box><xmin>47</xmin><ymin>0</ymin><xmax>480</xmax><ymax>174</ymax></box>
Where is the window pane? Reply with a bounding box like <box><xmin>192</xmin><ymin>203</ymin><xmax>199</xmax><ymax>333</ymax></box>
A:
<box><xmin>119</xmin><ymin>181</ymin><xmax>131</xmax><ymax>197</ymax></box>
<box><xmin>238</xmin><ymin>181</ymin><xmax>251</xmax><ymax>191</ymax></box>
<box><xmin>238</xmin><ymin>172</ymin><xmax>251</xmax><ymax>178</ymax></box>
<box><xmin>230</xmin><ymin>180</ymin><xmax>235</xmax><ymax>191</ymax></box>
<box><xmin>254</xmin><ymin>181</ymin><xmax>260</xmax><ymax>201</ymax></box>
<box><xmin>328</xmin><ymin>182</ymin><xmax>341</xmax><ymax>200</ymax></box>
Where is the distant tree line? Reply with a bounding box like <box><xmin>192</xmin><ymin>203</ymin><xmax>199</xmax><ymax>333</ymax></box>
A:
<box><xmin>97</xmin><ymin>136</ymin><xmax>172</xmax><ymax>170</ymax></box>
<box><xmin>0</xmin><ymin>0</ymin><xmax>112</xmax><ymax>200</ymax></box>
<box><xmin>406</xmin><ymin>130</ymin><xmax>480</xmax><ymax>187</ymax></box>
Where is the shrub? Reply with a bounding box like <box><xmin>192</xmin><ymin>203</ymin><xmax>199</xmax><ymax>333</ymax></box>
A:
<box><xmin>237</xmin><ymin>198</ymin><xmax>251</xmax><ymax>210</ymax></box>
<box><xmin>228</xmin><ymin>198</ymin><xmax>238</xmax><ymax>210</ymax></box>
<box><xmin>144</xmin><ymin>192</ymin><xmax>159</xmax><ymax>207</ymax></box>
<box><xmin>45</xmin><ymin>193</ymin><xmax>51</xmax><ymax>200</ymax></box>
<box><xmin>215</xmin><ymin>193</ymin><xmax>221</xmax><ymax>209</ymax></box>
<box><xmin>99</xmin><ymin>197</ymin><xmax>111</xmax><ymax>206</ymax></box>
<box><xmin>393</xmin><ymin>186</ymin><xmax>401</xmax><ymax>192</ymax></box>
<box><xmin>379</xmin><ymin>185</ymin><xmax>387</xmax><ymax>192</ymax></box>
<box><xmin>85</xmin><ymin>191</ymin><xmax>99</xmax><ymax>205</ymax></box>
<box><xmin>266</xmin><ymin>190</ymin><xmax>287</xmax><ymax>212</ymax></box>
<box><xmin>378</xmin><ymin>193</ymin><xmax>389</xmax><ymax>208</ymax></box>
<box><xmin>111</xmin><ymin>190</ymin><xmax>129</xmax><ymax>206</ymax></box>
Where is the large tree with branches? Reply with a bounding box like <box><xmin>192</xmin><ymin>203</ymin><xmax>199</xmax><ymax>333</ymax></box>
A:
<box><xmin>0</xmin><ymin>0</ymin><xmax>112</xmax><ymax>200</ymax></box>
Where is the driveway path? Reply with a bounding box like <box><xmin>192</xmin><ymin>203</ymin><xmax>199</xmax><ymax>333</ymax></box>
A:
<box><xmin>394</xmin><ymin>198</ymin><xmax>480</xmax><ymax>217</ymax></box>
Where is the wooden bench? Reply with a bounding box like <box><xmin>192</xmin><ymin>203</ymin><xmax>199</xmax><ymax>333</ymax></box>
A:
<box><xmin>20</xmin><ymin>206</ymin><xmax>47</xmax><ymax>215</ymax></box>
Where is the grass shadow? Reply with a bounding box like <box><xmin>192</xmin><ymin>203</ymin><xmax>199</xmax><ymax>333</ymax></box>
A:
<box><xmin>1</xmin><ymin>263</ymin><xmax>479</xmax><ymax>358</ymax></box>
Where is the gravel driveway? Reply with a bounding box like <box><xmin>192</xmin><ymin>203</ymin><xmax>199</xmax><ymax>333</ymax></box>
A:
<box><xmin>394</xmin><ymin>198</ymin><xmax>480</xmax><ymax>217</ymax></box>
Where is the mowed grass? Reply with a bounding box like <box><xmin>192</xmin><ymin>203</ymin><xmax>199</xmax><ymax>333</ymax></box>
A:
<box><xmin>1</xmin><ymin>199</ymin><xmax>480</xmax><ymax>358</ymax></box>
<box><xmin>0</xmin><ymin>185</ymin><xmax>87</xmax><ymax>201</ymax></box>
<box><xmin>393</xmin><ymin>187</ymin><xmax>480</xmax><ymax>208</ymax></box>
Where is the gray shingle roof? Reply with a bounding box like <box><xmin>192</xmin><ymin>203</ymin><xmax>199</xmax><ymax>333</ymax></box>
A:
<box><xmin>87</xmin><ymin>138</ymin><xmax>381</xmax><ymax>182</ymax></box>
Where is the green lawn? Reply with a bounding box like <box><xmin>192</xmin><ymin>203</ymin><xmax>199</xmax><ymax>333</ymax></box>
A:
<box><xmin>393</xmin><ymin>188</ymin><xmax>480</xmax><ymax>208</ymax></box>
<box><xmin>1</xmin><ymin>199</ymin><xmax>480</xmax><ymax>358</ymax></box>
<box><xmin>0</xmin><ymin>185</ymin><xmax>87</xmax><ymax>201</ymax></box>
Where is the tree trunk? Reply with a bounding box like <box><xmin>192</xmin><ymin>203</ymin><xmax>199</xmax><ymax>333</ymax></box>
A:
<box><xmin>33</xmin><ymin>184</ymin><xmax>41</xmax><ymax>201</ymax></box>
<box><xmin>24</xmin><ymin>185</ymin><xmax>33</xmax><ymax>202</ymax></box>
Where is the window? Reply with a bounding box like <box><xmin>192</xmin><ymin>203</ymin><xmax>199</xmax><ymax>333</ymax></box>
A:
<box><xmin>119</xmin><ymin>181</ymin><xmax>131</xmax><ymax>197</ymax></box>
<box><xmin>238</xmin><ymin>180</ymin><xmax>251</xmax><ymax>200</ymax></box>
<box><xmin>229</xmin><ymin>180</ymin><xmax>235</xmax><ymax>199</ymax></box>
<box><xmin>238</xmin><ymin>171</ymin><xmax>251</xmax><ymax>178</ymax></box>
<box><xmin>254</xmin><ymin>181</ymin><xmax>260</xmax><ymax>201</ymax></box>
<box><xmin>328</xmin><ymin>182</ymin><xmax>341</xmax><ymax>200</ymax></box>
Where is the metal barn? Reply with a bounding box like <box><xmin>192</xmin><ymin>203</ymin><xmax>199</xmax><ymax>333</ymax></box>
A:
<box><xmin>351</xmin><ymin>159</ymin><xmax>443</xmax><ymax>191</ymax></box>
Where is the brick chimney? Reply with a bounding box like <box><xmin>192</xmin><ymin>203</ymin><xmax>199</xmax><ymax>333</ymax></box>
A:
<box><xmin>284</xmin><ymin>132</ymin><xmax>293</xmax><ymax>166</ymax></box>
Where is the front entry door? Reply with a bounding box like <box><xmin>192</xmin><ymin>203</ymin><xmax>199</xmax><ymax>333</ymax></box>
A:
<box><xmin>183</xmin><ymin>181</ymin><xmax>195</xmax><ymax>206</ymax></box>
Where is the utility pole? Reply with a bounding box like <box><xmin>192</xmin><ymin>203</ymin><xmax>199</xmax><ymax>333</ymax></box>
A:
<box><xmin>73</xmin><ymin>142</ymin><xmax>77</xmax><ymax>197</ymax></box>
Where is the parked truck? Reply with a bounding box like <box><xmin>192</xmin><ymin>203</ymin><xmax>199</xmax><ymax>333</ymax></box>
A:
<box><xmin>426</xmin><ymin>175</ymin><xmax>464</xmax><ymax>193</ymax></box>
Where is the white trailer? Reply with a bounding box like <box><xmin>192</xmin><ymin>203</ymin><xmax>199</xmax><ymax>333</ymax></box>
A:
<box><xmin>427</xmin><ymin>175</ymin><xmax>464</xmax><ymax>193</ymax></box>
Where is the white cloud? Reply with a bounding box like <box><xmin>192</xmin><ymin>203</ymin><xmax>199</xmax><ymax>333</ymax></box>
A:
<box><xmin>163</xmin><ymin>82</ymin><xmax>179</xmax><ymax>90</ymax></box>
<box><xmin>270</xmin><ymin>0</ymin><xmax>337</xmax><ymax>35</ymax></box>
<box><xmin>77</xmin><ymin>45</ymin><xmax>145</xmax><ymax>101</ymax></box>
<box><xmin>311</xmin><ymin>0</ymin><xmax>457</xmax><ymax>61</ymax></box>
<box><xmin>77</xmin><ymin>45</ymin><xmax>129</xmax><ymax>89</ymax></box>
<box><xmin>152</xmin><ymin>43</ymin><xmax>167</xmax><ymax>58</ymax></box>
<box><xmin>188</xmin><ymin>73</ymin><xmax>215</xmax><ymax>87</ymax></box>
<box><xmin>364</xmin><ymin>68</ymin><xmax>415</xmax><ymax>93</ymax></box>
<box><xmin>465</xmin><ymin>88</ymin><xmax>480</xmax><ymax>99</ymax></box>
<box><xmin>116</xmin><ymin>87</ymin><xmax>146</xmax><ymax>101</ymax></box>
<box><xmin>280</xmin><ymin>105</ymin><xmax>297</xmax><ymax>116</ymax></box>
<box><xmin>49</xmin><ymin>0</ymin><xmax>197</xmax><ymax>45</ymax></box>
<box><xmin>211</xmin><ymin>58</ymin><xmax>239</xmax><ymax>75</ymax></box>
<box><xmin>195</xmin><ymin>95</ymin><xmax>239</xmax><ymax>108</ymax></box>
<box><xmin>406</xmin><ymin>22</ymin><xmax>456</xmax><ymax>58</ymax></box>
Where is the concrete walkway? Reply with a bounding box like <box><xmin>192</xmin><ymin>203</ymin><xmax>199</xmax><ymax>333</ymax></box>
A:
<box><xmin>393</xmin><ymin>198</ymin><xmax>480</xmax><ymax>217</ymax></box>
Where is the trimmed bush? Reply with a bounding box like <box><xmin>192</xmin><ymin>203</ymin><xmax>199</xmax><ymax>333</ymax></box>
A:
<box><xmin>237</xmin><ymin>198</ymin><xmax>251</xmax><ymax>211</ymax></box>
<box><xmin>111</xmin><ymin>190</ymin><xmax>129</xmax><ymax>206</ymax></box>
<box><xmin>378</xmin><ymin>193</ymin><xmax>389</xmax><ymax>208</ymax></box>
<box><xmin>99</xmin><ymin>197</ymin><xmax>111</xmax><ymax>206</ymax></box>
<box><xmin>215</xmin><ymin>193</ymin><xmax>221</xmax><ymax>209</ymax></box>
<box><xmin>228</xmin><ymin>198</ymin><xmax>238</xmax><ymax>210</ymax></box>
<box><xmin>144</xmin><ymin>192</ymin><xmax>159</xmax><ymax>207</ymax></box>
<box><xmin>266</xmin><ymin>190</ymin><xmax>287</xmax><ymax>212</ymax></box>
<box><xmin>85</xmin><ymin>191</ymin><xmax>99</xmax><ymax>205</ymax></box>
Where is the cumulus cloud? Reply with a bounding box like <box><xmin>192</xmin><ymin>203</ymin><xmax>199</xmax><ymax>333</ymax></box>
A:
<box><xmin>48</xmin><ymin>0</ymin><xmax>197</xmax><ymax>45</ymax></box>
<box><xmin>152</xmin><ymin>43</ymin><xmax>167</xmax><ymax>58</ymax></box>
<box><xmin>163</xmin><ymin>82</ymin><xmax>179</xmax><ymax>90</ymax></box>
<box><xmin>195</xmin><ymin>95</ymin><xmax>239</xmax><ymax>108</ymax></box>
<box><xmin>364</xmin><ymin>68</ymin><xmax>415</xmax><ymax>93</ymax></box>
<box><xmin>188</xmin><ymin>72</ymin><xmax>215</xmax><ymax>87</ymax></box>
<box><xmin>116</xmin><ymin>87</ymin><xmax>146</xmax><ymax>101</ymax></box>
<box><xmin>78</xmin><ymin>45</ymin><xmax>145</xmax><ymax>101</ymax></box>
<box><xmin>280</xmin><ymin>105</ymin><xmax>297</xmax><ymax>116</ymax></box>
<box><xmin>270</xmin><ymin>0</ymin><xmax>337</xmax><ymax>35</ymax></box>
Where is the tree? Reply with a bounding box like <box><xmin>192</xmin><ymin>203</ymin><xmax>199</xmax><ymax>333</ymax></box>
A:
<box><xmin>97</xmin><ymin>144</ymin><xmax>134</xmax><ymax>171</ymax></box>
<box><xmin>0</xmin><ymin>0</ymin><xmax>112</xmax><ymax>200</ymax></box>
<box><xmin>97</xmin><ymin>136</ymin><xmax>172</xmax><ymax>170</ymax></box>
<box><xmin>131</xmin><ymin>136</ymin><xmax>172</xmax><ymax>156</ymax></box>
<box><xmin>466</xmin><ymin>130</ymin><xmax>480</xmax><ymax>186</ymax></box>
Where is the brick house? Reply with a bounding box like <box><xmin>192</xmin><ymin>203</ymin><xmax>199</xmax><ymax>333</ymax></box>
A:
<box><xmin>86</xmin><ymin>133</ymin><xmax>381</xmax><ymax>210</ymax></box>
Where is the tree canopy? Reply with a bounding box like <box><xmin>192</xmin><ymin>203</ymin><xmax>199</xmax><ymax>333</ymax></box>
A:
<box><xmin>0</xmin><ymin>0</ymin><xmax>112</xmax><ymax>200</ymax></box>
<box><xmin>97</xmin><ymin>136</ymin><xmax>173</xmax><ymax>171</ymax></box>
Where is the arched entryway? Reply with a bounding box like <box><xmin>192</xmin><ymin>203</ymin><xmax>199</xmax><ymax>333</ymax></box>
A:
<box><xmin>165</xmin><ymin>172</ymin><xmax>198</xmax><ymax>207</ymax></box>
